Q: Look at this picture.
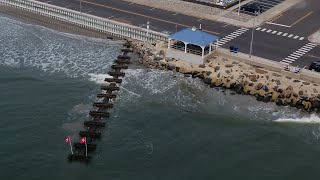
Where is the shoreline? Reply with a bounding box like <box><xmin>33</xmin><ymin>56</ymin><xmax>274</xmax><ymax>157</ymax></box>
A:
<box><xmin>2</xmin><ymin>4</ymin><xmax>320</xmax><ymax>114</ymax></box>
<box><xmin>129</xmin><ymin>40</ymin><xmax>320</xmax><ymax>114</ymax></box>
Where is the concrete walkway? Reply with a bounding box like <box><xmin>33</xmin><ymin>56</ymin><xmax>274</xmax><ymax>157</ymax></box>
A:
<box><xmin>309</xmin><ymin>30</ymin><xmax>320</xmax><ymax>45</ymax></box>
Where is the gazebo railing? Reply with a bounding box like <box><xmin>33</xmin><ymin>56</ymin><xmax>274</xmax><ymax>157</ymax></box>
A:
<box><xmin>171</xmin><ymin>44</ymin><xmax>185</xmax><ymax>51</ymax></box>
<box><xmin>187</xmin><ymin>48</ymin><xmax>202</xmax><ymax>56</ymax></box>
<box><xmin>171</xmin><ymin>44</ymin><xmax>211</xmax><ymax>57</ymax></box>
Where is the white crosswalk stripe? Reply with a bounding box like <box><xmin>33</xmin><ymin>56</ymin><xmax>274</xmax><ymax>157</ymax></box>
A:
<box><xmin>281</xmin><ymin>43</ymin><xmax>317</xmax><ymax>64</ymax></box>
<box><xmin>213</xmin><ymin>28</ymin><xmax>249</xmax><ymax>47</ymax></box>
<box><xmin>255</xmin><ymin>28</ymin><xmax>305</xmax><ymax>40</ymax></box>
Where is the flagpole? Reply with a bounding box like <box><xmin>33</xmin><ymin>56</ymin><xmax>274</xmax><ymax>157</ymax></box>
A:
<box><xmin>85</xmin><ymin>137</ymin><xmax>88</xmax><ymax>156</ymax></box>
<box><xmin>69</xmin><ymin>136</ymin><xmax>73</xmax><ymax>155</ymax></box>
<box><xmin>67</xmin><ymin>136</ymin><xmax>73</xmax><ymax>155</ymax></box>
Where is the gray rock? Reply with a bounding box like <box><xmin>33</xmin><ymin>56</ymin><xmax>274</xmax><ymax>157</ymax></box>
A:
<box><xmin>214</xmin><ymin>66</ymin><xmax>220</xmax><ymax>72</ymax></box>
<box><xmin>167</xmin><ymin>64</ymin><xmax>175</xmax><ymax>71</ymax></box>
<box><xmin>154</xmin><ymin>56</ymin><xmax>162</xmax><ymax>61</ymax></box>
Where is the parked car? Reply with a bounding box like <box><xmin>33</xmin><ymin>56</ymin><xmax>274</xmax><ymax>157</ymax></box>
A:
<box><xmin>240</xmin><ymin>2</ymin><xmax>261</xmax><ymax>14</ymax></box>
<box><xmin>309</xmin><ymin>61</ymin><xmax>320</xmax><ymax>72</ymax></box>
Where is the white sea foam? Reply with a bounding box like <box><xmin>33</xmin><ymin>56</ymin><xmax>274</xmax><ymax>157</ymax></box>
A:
<box><xmin>0</xmin><ymin>16</ymin><xmax>121</xmax><ymax>78</ymax></box>
<box><xmin>88</xmin><ymin>73</ymin><xmax>112</xmax><ymax>84</ymax></box>
<box><xmin>275</xmin><ymin>114</ymin><xmax>320</xmax><ymax>123</ymax></box>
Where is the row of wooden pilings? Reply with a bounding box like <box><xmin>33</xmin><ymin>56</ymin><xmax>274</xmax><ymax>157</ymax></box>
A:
<box><xmin>67</xmin><ymin>42</ymin><xmax>133</xmax><ymax>162</ymax></box>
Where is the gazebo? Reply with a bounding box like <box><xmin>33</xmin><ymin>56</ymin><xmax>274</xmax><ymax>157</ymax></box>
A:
<box><xmin>167</xmin><ymin>27</ymin><xmax>220</xmax><ymax>64</ymax></box>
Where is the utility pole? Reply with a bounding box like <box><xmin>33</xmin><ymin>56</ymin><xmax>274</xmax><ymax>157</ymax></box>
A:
<box><xmin>249</xmin><ymin>11</ymin><xmax>257</xmax><ymax>58</ymax></box>
<box><xmin>146</xmin><ymin>21</ymin><xmax>150</xmax><ymax>42</ymax></box>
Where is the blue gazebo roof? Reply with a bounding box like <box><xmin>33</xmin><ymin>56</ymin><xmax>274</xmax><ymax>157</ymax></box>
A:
<box><xmin>169</xmin><ymin>28</ymin><xmax>219</xmax><ymax>47</ymax></box>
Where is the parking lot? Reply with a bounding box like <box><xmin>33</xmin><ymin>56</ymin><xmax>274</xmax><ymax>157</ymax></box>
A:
<box><xmin>239</xmin><ymin>0</ymin><xmax>285</xmax><ymax>15</ymax></box>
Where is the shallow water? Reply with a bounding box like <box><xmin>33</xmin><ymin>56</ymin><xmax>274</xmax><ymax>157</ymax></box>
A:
<box><xmin>1</xmin><ymin>15</ymin><xmax>320</xmax><ymax>179</ymax></box>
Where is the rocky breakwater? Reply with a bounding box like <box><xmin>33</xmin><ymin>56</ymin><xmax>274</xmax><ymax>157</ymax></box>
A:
<box><xmin>129</xmin><ymin>40</ymin><xmax>320</xmax><ymax>113</ymax></box>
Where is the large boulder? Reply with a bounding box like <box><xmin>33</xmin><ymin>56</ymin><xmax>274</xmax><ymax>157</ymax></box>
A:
<box><xmin>249</xmin><ymin>75</ymin><xmax>257</xmax><ymax>82</ymax></box>
<box><xmin>214</xmin><ymin>66</ymin><xmax>220</xmax><ymax>72</ymax></box>
<box><xmin>167</xmin><ymin>64</ymin><xmax>175</xmax><ymax>71</ymax></box>
<box><xmin>255</xmin><ymin>83</ymin><xmax>264</xmax><ymax>90</ymax></box>
<box><xmin>256</xmin><ymin>95</ymin><xmax>264</xmax><ymax>101</ymax></box>
<box><xmin>234</xmin><ymin>84</ymin><xmax>244</xmax><ymax>94</ymax></box>
<box><xmin>263</xmin><ymin>96</ymin><xmax>272</xmax><ymax>103</ymax></box>
<box><xmin>203</xmin><ymin>77</ymin><xmax>212</xmax><ymax>85</ymax></box>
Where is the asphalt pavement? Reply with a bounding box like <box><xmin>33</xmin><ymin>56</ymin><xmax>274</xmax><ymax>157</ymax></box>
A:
<box><xmin>36</xmin><ymin>0</ymin><xmax>320</xmax><ymax>68</ymax></box>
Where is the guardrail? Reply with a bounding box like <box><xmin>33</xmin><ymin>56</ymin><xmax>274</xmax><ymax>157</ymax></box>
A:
<box><xmin>0</xmin><ymin>0</ymin><xmax>169</xmax><ymax>42</ymax></box>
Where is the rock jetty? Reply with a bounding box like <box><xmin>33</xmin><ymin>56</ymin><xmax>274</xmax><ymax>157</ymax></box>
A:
<box><xmin>128</xmin><ymin>40</ymin><xmax>320</xmax><ymax>113</ymax></box>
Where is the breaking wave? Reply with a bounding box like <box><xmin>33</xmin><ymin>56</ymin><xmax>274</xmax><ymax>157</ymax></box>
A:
<box><xmin>275</xmin><ymin>114</ymin><xmax>320</xmax><ymax>123</ymax></box>
<box><xmin>0</xmin><ymin>16</ymin><xmax>122</xmax><ymax>78</ymax></box>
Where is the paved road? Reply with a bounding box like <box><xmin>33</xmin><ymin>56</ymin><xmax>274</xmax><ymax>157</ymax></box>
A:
<box><xmin>38</xmin><ymin>0</ymin><xmax>320</xmax><ymax>68</ymax></box>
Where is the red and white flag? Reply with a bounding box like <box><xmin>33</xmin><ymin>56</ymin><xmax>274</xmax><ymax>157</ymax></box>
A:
<box><xmin>80</xmin><ymin>137</ymin><xmax>86</xmax><ymax>144</ymax></box>
<box><xmin>65</xmin><ymin>136</ymin><xmax>70</xmax><ymax>143</ymax></box>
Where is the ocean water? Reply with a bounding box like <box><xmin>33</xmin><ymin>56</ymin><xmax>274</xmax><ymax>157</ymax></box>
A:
<box><xmin>1</xmin><ymin>15</ymin><xmax>320</xmax><ymax>179</ymax></box>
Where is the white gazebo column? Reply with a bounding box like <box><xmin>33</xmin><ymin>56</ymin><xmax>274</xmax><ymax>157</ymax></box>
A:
<box><xmin>201</xmin><ymin>46</ymin><xmax>204</xmax><ymax>58</ymax></box>
<box><xmin>209</xmin><ymin>43</ymin><xmax>212</xmax><ymax>53</ymax></box>
<box><xmin>168</xmin><ymin>38</ymin><xmax>171</xmax><ymax>49</ymax></box>
<box><xmin>184</xmin><ymin>42</ymin><xmax>188</xmax><ymax>53</ymax></box>
<box><xmin>215</xmin><ymin>39</ymin><xmax>218</xmax><ymax>50</ymax></box>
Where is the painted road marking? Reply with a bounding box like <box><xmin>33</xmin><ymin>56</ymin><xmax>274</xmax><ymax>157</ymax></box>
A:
<box><xmin>255</xmin><ymin>28</ymin><xmax>305</xmax><ymax>41</ymax></box>
<box><xmin>214</xmin><ymin>28</ymin><xmax>249</xmax><ymax>47</ymax></box>
<box><xmin>173</xmin><ymin>13</ymin><xmax>178</xmax><ymax>15</ymax></box>
<box><xmin>197</xmin><ymin>18</ymin><xmax>203</xmax><ymax>22</ymax></box>
<box><xmin>256</xmin><ymin>27</ymin><xmax>261</xmax><ymax>30</ymax></box>
<box><xmin>290</xmin><ymin>11</ymin><xmax>314</xmax><ymax>27</ymax></box>
<box><xmin>265</xmin><ymin>22</ymin><xmax>291</xmax><ymax>28</ymax></box>
<box><xmin>128</xmin><ymin>2</ymin><xmax>134</xmax><ymax>5</ymax></box>
<box><xmin>81</xmin><ymin>0</ymin><xmax>220</xmax><ymax>35</ymax></box>
<box><xmin>281</xmin><ymin>43</ymin><xmax>317</xmax><ymax>64</ymax></box>
<box><xmin>282</xmin><ymin>60</ymin><xmax>293</xmax><ymax>63</ymax></box>
<box><xmin>150</xmin><ymin>7</ymin><xmax>156</xmax><ymax>10</ymax></box>
<box><xmin>108</xmin><ymin>15</ymin><xmax>114</xmax><ymax>19</ymax></box>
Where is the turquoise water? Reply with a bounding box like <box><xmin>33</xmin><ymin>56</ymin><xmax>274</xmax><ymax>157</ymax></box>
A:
<box><xmin>1</xmin><ymin>15</ymin><xmax>320</xmax><ymax>179</ymax></box>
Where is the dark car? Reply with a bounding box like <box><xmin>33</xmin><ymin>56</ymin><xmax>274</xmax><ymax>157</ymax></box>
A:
<box><xmin>309</xmin><ymin>61</ymin><xmax>320</xmax><ymax>72</ymax></box>
<box><xmin>240</xmin><ymin>2</ymin><xmax>261</xmax><ymax>14</ymax></box>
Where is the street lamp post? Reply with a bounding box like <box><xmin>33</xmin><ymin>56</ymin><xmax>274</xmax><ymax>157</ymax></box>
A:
<box><xmin>146</xmin><ymin>21</ymin><xmax>150</xmax><ymax>42</ymax></box>
<box><xmin>249</xmin><ymin>11</ymin><xmax>258</xmax><ymax>58</ymax></box>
